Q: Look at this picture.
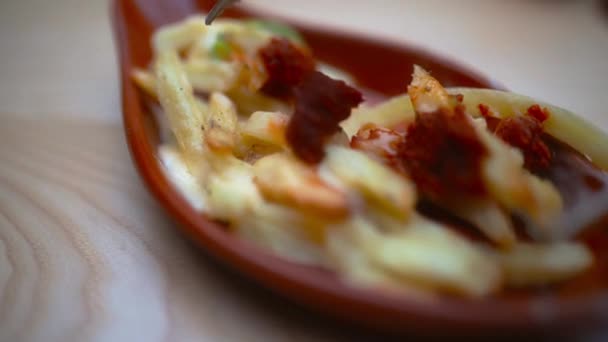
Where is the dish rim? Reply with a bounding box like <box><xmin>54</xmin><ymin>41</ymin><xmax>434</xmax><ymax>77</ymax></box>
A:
<box><xmin>111</xmin><ymin>0</ymin><xmax>608</xmax><ymax>334</ymax></box>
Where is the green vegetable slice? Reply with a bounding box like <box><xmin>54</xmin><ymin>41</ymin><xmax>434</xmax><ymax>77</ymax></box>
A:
<box><xmin>247</xmin><ymin>20</ymin><xmax>304</xmax><ymax>44</ymax></box>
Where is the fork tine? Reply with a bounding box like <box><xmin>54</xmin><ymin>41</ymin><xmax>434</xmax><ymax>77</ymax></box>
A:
<box><xmin>205</xmin><ymin>0</ymin><xmax>240</xmax><ymax>25</ymax></box>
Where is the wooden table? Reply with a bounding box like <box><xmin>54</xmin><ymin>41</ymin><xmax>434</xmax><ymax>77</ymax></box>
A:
<box><xmin>1</xmin><ymin>0</ymin><xmax>606</xmax><ymax>340</ymax></box>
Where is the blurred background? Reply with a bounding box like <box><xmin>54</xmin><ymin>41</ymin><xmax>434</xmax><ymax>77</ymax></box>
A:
<box><xmin>0</xmin><ymin>0</ymin><xmax>606</xmax><ymax>126</ymax></box>
<box><xmin>0</xmin><ymin>0</ymin><xmax>607</xmax><ymax>341</ymax></box>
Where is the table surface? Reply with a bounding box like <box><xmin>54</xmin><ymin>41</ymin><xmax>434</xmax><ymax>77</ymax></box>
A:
<box><xmin>0</xmin><ymin>0</ymin><xmax>607</xmax><ymax>341</ymax></box>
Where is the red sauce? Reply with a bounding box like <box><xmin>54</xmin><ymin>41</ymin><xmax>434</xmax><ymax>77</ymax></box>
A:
<box><xmin>286</xmin><ymin>71</ymin><xmax>363</xmax><ymax>163</ymax></box>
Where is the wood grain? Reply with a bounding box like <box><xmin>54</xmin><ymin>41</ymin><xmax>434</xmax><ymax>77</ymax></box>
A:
<box><xmin>0</xmin><ymin>117</ymin><xmax>354</xmax><ymax>342</ymax></box>
<box><xmin>0</xmin><ymin>0</ymin><xmax>606</xmax><ymax>340</ymax></box>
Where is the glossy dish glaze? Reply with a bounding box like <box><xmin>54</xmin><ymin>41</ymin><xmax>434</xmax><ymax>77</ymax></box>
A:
<box><xmin>112</xmin><ymin>0</ymin><xmax>608</xmax><ymax>336</ymax></box>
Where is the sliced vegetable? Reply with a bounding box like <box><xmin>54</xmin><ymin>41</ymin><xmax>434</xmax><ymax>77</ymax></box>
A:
<box><xmin>247</xmin><ymin>20</ymin><xmax>304</xmax><ymax>44</ymax></box>
<box><xmin>210</xmin><ymin>33</ymin><xmax>233</xmax><ymax>60</ymax></box>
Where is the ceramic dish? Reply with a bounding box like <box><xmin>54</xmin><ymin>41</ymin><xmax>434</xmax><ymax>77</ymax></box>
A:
<box><xmin>112</xmin><ymin>0</ymin><xmax>608</xmax><ymax>336</ymax></box>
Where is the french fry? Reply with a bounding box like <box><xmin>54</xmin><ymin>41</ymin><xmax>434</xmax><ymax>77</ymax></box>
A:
<box><xmin>352</xmin><ymin>215</ymin><xmax>502</xmax><ymax>297</ymax></box>
<box><xmin>205</xmin><ymin>157</ymin><xmax>259</xmax><ymax>219</ymax></box>
<box><xmin>155</xmin><ymin>50</ymin><xmax>205</xmax><ymax>157</ymax></box>
<box><xmin>497</xmin><ymin>242</ymin><xmax>593</xmax><ymax>287</ymax></box>
<box><xmin>144</xmin><ymin>17</ymin><xmax>602</xmax><ymax>298</ymax></box>
<box><xmin>341</xmin><ymin>95</ymin><xmax>413</xmax><ymax>138</ymax></box>
<box><xmin>326</xmin><ymin>222</ymin><xmax>438</xmax><ymax>301</ymax></box>
<box><xmin>204</xmin><ymin>128</ymin><xmax>235</xmax><ymax>153</ymax></box>
<box><xmin>131</xmin><ymin>68</ymin><xmax>157</xmax><ymax>98</ymax></box>
<box><xmin>183</xmin><ymin>60</ymin><xmax>240</xmax><ymax>93</ymax></box>
<box><xmin>443</xmin><ymin>200</ymin><xmax>516</xmax><ymax>249</ymax></box>
<box><xmin>253</xmin><ymin>153</ymin><xmax>349</xmax><ymax>220</ymax></box>
<box><xmin>208</xmin><ymin>92</ymin><xmax>239</xmax><ymax>131</ymax></box>
<box><xmin>239</xmin><ymin>111</ymin><xmax>289</xmax><ymax>147</ymax></box>
<box><xmin>133</xmin><ymin>62</ymin><xmax>239</xmax><ymax>99</ymax></box>
<box><xmin>477</xmin><ymin>125</ymin><xmax>563</xmax><ymax>227</ymax></box>
<box><xmin>408</xmin><ymin>65</ymin><xmax>452</xmax><ymax>113</ymax></box>
<box><xmin>233</xmin><ymin>137</ymin><xmax>283</xmax><ymax>164</ymax></box>
<box><xmin>153</xmin><ymin>16</ymin><xmax>207</xmax><ymax>53</ymax></box>
<box><xmin>235</xmin><ymin>205</ymin><xmax>327</xmax><ymax>264</ymax></box>
<box><xmin>449</xmin><ymin>87</ymin><xmax>608</xmax><ymax>170</ymax></box>
<box><xmin>158</xmin><ymin>146</ymin><xmax>207</xmax><ymax>211</ymax></box>
<box><xmin>324</xmin><ymin>146</ymin><xmax>416</xmax><ymax>220</ymax></box>
<box><xmin>201</xmin><ymin>92</ymin><xmax>239</xmax><ymax>153</ymax></box>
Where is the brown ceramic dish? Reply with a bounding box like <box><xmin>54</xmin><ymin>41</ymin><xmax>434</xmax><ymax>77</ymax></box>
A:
<box><xmin>112</xmin><ymin>0</ymin><xmax>608</xmax><ymax>336</ymax></box>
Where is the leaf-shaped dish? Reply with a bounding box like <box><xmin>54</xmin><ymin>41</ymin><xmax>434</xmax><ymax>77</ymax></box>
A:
<box><xmin>112</xmin><ymin>0</ymin><xmax>608</xmax><ymax>336</ymax></box>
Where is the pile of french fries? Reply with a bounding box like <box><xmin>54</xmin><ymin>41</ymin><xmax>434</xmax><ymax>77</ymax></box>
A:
<box><xmin>133</xmin><ymin>16</ymin><xmax>596</xmax><ymax>298</ymax></box>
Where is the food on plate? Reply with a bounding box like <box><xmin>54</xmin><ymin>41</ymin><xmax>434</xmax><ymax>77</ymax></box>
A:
<box><xmin>132</xmin><ymin>15</ymin><xmax>608</xmax><ymax>298</ymax></box>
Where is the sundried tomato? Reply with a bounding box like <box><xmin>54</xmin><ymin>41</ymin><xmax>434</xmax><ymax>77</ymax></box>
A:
<box><xmin>258</xmin><ymin>38</ymin><xmax>315</xmax><ymax>99</ymax></box>
<box><xmin>480</xmin><ymin>104</ymin><xmax>553</xmax><ymax>173</ymax></box>
<box><xmin>494</xmin><ymin>115</ymin><xmax>552</xmax><ymax>172</ymax></box>
<box><xmin>526</xmin><ymin>104</ymin><xmax>550</xmax><ymax>123</ymax></box>
<box><xmin>478</xmin><ymin>103</ymin><xmax>500</xmax><ymax>130</ymax></box>
<box><xmin>286</xmin><ymin>71</ymin><xmax>363</xmax><ymax>163</ymax></box>
<box><xmin>396</xmin><ymin>106</ymin><xmax>488</xmax><ymax>200</ymax></box>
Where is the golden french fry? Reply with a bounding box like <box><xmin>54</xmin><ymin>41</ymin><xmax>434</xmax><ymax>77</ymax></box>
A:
<box><xmin>208</xmin><ymin>92</ymin><xmax>238</xmax><ymax>131</ymax></box>
<box><xmin>324</xmin><ymin>146</ymin><xmax>416</xmax><ymax>220</ymax></box>
<box><xmin>155</xmin><ymin>50</ymin><xmax>205</xmax><ymax>157</ymax></box>
<box><xmin>236</xmin><ymin>217</ymin><xmax>326</xmax><ymax>265</ymax></box>
<box><xmin>205</xmin><ymin>127</ymin><xmax>235</xmax><ymax>153</ymax></box>
<box><xmin>233</xmin><ymin>137</ymin><xmax>282</xmax><ymax>164</ymax></box>
<box><xmin>253</xmin><ymin>153</ymin><xmax>349</xmax><ymax>220</ymax></box>
<box><xmin>408</xmin><ymin>65</ymin><xmax>452</xmax><ymax>113</ymax></box>
<box><xmin>240</xmin><ymin>111</ymin><xmax>289</xmax><ymax>147</ymax></box>
<box><xmin>201</xmin><ymin>92</ymin><xmax>239</xmax><ymax>153</ymax></box>
<box><xmin>497</xmin><ymin>242</ymin><xmax>593</xmax><ymax>287</ymax></box>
